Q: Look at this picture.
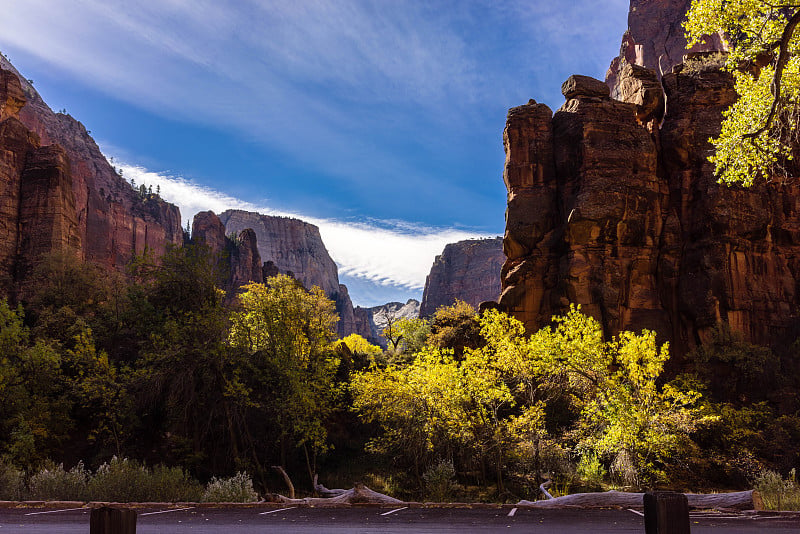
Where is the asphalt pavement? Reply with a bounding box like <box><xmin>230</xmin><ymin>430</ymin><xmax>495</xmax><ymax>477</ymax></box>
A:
<box><xmin>1</xmin><ymin>504</ymin><xmax>799</xmax><ymax>533</ymax></box>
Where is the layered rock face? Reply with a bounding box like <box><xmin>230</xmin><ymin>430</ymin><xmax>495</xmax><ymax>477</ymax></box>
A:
<box><xmin>419</xmin><ymin>237</ymin><xmax>504</xmax><ymax>317</ymax></box>
<box><xmin>0</xmin><ymin>68</ymin><xmax>81</xmax><ymax>291</ymax></box>
<box><xmin>501</xmin><ymin>60</ymin><xmax>800</xmax><ymax>354</ymax></box>
<box><xmin>218</xmin><ymin>209</ymin><xmax>360</xmax><ymax>338</ymax></box>
<box><xmin>605</xmin><ymin>0</ymin><xmax>726</xmax><ymax>95</ymax></box>
<box><xmin>0</xmin><ymin>57</ymin><xmax>183</xmax><ymax>275</ymax></box>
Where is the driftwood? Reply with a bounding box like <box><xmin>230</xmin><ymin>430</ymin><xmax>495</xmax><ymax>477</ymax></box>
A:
<box><xmin>273</xmin><ymin>483</ymin><xmax>403</xmax><ymax>506</ymax></box>
<box><xmin>518</xmin><ymin>489</ymin><xmax>758</xmax><ymax>510</ymax></box>
<box><xmin>313</xmin><ymin>474</ymin><xmax>347</xmax><ymax>498</ymax></box>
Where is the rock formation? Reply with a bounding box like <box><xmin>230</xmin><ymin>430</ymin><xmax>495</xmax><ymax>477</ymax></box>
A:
<box><xmin>501</xmin><ymin>53</ymin><xmax>800</xmax><ymax>354</ymax></box>
<box><xmin>419</xmin><ymin>237</ymin><xmax>504</xmax><ymax>317</ymax></box>
<box><xmin>605</xmin><ymin>0</ymin><xmax>727</xmax><ymax>95</ymax></box>
<box><xmin>0</xmin><ymin>57</ymin><xmax>182</xmax><ymax>292</ymax></box>
<box><xmin>218</xmin><ymin>209</ymin><xmax>361</xmax><ymax>338</ymax></box>
<box><xmin>191</xmin><ymin>210</ymin><xmax>263</xmax><ymax>292</ymax></box>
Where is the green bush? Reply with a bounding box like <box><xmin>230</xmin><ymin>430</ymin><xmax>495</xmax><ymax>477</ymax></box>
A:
<box><xmin>88</xmin><ymin>457</ymin><xmax>151</xmax><ymax>502</ymax></box>
<box><xmin>577</xmin><ymin>453</ymin><xmax>607</xmax><ymax>485</ymax></box>
<box><xmin>0</xmin><ymin>459</ymin><xmax>25</xmax><ymax>500</ymax></box>
<box><xmin>755</xmin><ymin>469</ymin><xmax>800</xmax><ymax>510</ymax></box>
<box><xmin>87</xmin><ymin>457</ymin><xmax>202</xmax><ymax>502</ymax></box>
<box><xmin>28</xmin><ymin>462</ymin><xmax>90</xmax><ymax>500</ymax></box>
<box><xmin>423</xmin><ymin>460</ymin><xmax>456</xmax><ymax>502</ymax></box>
<box><xmin>202</xmin><ymin>472</ymin><xmax>259</xmax><ymax>502</ymax></box>
<box><xmin>145</xmin><ymin>465</ymin><xmax>203</xmax><ymax>502</ymax></box>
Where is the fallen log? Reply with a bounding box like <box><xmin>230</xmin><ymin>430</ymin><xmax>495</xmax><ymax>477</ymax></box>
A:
<box><xmin>517</xmin><ymin>489</ymin><xmax>758</xmax><ymax>510</ymax></box>
<box><xmin>313</xmin><ymin>474</ymin><xmax>347</xmax><ymax>498</ymax></box>
<box><xmin>273</xmin><ymin>483</ymin><xmax>404</xmax><ymax>506</ymax></box>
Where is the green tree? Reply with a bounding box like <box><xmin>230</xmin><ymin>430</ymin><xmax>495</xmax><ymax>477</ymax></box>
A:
<box><xmin>427</xmin><ymin>300</ymin><xmax>482</xmax><ymax>358</ymax></box>
<box><xmin>685</xmin><ymin>1</ymin><xmax>800</xmax><ymax>184</ymax></box>
<box><xmin>0</xmin><ymin>300</ymin><xmax>70</xmax><ymax>468</ymax></box>
<box><xmin>229</xmin><ymin>275</ymin><xmax>340</xmax><ymax>482</ymax></box>
<box><xmin>130</xmin><ymin>242</ymin><xmax>246</xmax><ymax>475</ymax></box>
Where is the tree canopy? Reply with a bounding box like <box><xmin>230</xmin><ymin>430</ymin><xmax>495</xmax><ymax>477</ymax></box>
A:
<box><xmin>685</xmin><ymin>1</ymin><xmax>800</xmax><ymax>185</ymax></box>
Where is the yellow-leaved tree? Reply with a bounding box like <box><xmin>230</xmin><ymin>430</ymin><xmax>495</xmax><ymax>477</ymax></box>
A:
<box><xmin>685</xmin><ymin>0</ymin><xmax>800</xmax><ymax>184</ymax></box>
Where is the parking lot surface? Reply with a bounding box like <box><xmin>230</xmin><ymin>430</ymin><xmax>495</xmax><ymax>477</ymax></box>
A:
<box><xmin>1</xmin><ymin>504</ymin><xmax>799</xmax><ymax>533</ymax></box>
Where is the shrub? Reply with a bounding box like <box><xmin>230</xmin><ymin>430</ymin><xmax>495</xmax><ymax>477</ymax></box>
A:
<box><xmin>423</xmin><ymin>460</ymin><xmax>456</xmax><ymax>502</ymax></box>
<box><xmin>28</xmin><ymin>462</ymin><xmax>90</xmax><ymax>500</ymax></box>
<box><xmin>202</xmin><ymin>472</ymin><xmax>259</xmax><ymax>502</ymax></box>
<box><xmin>0</xmin><ymin>459</ymin><xmax>25</xmax><ymax>500</ymax></box>
<box><xmin>755</xmin><ymin>469</ymin><xmax>800</xmax><ymax>510</ymax></box>
<box><xmin>577</xmin><ymin>453</ymin><xmax>607</xmax><ymax>485</ymax></box>
<box><xmin>145</xmin><ymin>465</ymin><xmax>203</xmax><ymax>502</ymax></box>
<box><xmin>88</xmin><ymin>457</ymin><xmax>151</xmax><ymax>502</ymax></box>
<box><xmin>87</xmin><ymin>457</ymin><xmax>204</xmax><ymax>502</ymax></box>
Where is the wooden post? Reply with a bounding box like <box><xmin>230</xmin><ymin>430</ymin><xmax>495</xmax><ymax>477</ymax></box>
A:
<box><xmin>90</xmin><ymin>506</ymin><xmax>137</xmax><ymax>534</ymax></box>
<box><xmin>644</xmin><ymin>491</ymin><xmax>690</xmax><ymax>534</ymax></box>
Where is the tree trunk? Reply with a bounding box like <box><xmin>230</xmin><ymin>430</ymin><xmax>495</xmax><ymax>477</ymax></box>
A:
<box><xmin>271</xmin><ymin>465</ymin><xmax>295</xmax><ymax>499</ymax></box>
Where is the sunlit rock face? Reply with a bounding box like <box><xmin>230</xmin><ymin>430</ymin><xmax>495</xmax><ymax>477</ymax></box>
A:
<box><xmin>501</xmin><ymin>58</ymin><xmax>800</xmax><ymax>355</ymax></box>
<box><xmin>0</xmin><ymin>57</ymin><xmax>183</xmax><ymax>286</ymax></box>
<box><xmin>419</xmin><ymin>237</ymin><xmax>504</xmax><ymax>318</ymax></box>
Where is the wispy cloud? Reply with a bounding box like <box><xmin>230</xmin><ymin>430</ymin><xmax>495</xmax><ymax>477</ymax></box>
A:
<box><xmin>0</xmin><ymin>1</ymin><xmax>628</xmax><ymax>208</ymax></box>
<box><xmin>117</xmin><ymin>161</ymin><xmax>489</xmax><ymax>295</ymax></box>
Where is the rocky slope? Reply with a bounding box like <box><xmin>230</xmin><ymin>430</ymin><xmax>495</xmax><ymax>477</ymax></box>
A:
<box><xmin>218</xmin><ymin>209</ymin><xmax>358</xmax><ymax>338</ymax></box>
<box><xmin>0</xmin><ymin>57</ymin><xmax>183</xmax><ymax>275</ymax></box>
<box><xmin>419</xmin><ymin>237</ymin><xmax>504</xmax><ymax>317</ymax></box>
<box><xmin>500</xmin><ymin>50</ymin><xmax>800</xmax><ymax>354</ymax></box>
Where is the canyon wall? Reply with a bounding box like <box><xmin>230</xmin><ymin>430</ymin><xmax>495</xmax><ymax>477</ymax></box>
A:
<box><xmin>419</xmin><ymin>237</ymin><xmax>504</xmax><ymax>317</ymax></box>
<box><xmin>500</xmin><ymin>59</ymin><xmax>800</xmax><ymax>355</ymax></box>
<box><xmin>0</xmin><ymin>67</ymin><xmax>81</xmax><ymax>291</ymax></box>
<box><xmin>0</xmin><ymin>57</ymin><xmax>182</xmax><ymax>293</ymax></box>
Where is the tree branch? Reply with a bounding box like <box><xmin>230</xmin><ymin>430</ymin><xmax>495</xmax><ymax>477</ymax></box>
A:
<box><xmin>743</xmin><ymin>10</ymin><xmax>800</xmax><ymax>140</ymax></box>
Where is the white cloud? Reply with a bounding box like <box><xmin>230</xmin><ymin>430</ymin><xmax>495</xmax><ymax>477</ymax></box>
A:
<box><xmin>117</xmin><ymin>161</ymin><xmax>491</xmax><ymax>292</ymax></box>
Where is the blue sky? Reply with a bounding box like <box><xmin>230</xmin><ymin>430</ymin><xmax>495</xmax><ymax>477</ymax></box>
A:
<box><xmin>0</xmin><ymin>0</ymin><xmax>629</xmax><ymax>306</ymax></box>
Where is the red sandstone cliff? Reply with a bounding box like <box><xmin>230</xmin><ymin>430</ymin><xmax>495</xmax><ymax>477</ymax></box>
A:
<box><xmin>191</xmin><ymin>210</ymin><xmax>263</xmax><ymax>291</ymax></box>
<box><xmin>0</xmin><ymin>66</ymin><xmax>81</xmax><ymax>291</ymax></box>
<box><xmin>419</xmin><ymin>237</ymin><xmax>504</xmax><ymax>317</ymax></box>
<box><xmin>605</xmin><ymin>0</ymin><xmax>726</xmax><ymax>95</ymax></box>
<box><xmin>0</xmin><ymin>57</ymin><xmax>182</xmax><ymax>276</ymax></box>
<box><xmin>501</xmin><ymin>57</ymin><xmax>800</xmax><ymax>354</ymax></box>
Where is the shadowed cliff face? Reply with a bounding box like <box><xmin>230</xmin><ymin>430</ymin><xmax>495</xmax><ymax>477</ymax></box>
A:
<box><xmin>0</xmin><ymin>57</ymin><xmax>183</xmax><ymax>278</ymax></box>
<box><xmin>500</xmin><ymin>60</ymin><xmax>800</xmax><ymax>355</ymax></box>
<box><xmin>420</xmin><ymin>237</ymin><xmax>504</xmax><ymax>318</ymax></box>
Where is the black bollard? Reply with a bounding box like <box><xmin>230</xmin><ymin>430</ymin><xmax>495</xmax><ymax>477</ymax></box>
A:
<box><xmin>90</xmin><ymin>506</ymin><xmax>137</xmax><ymax>534</ymax></box>
<box><xmin>644</xmin><ymin>491</ymin><xmax>690</xmax><ymax>534</ymax></box>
